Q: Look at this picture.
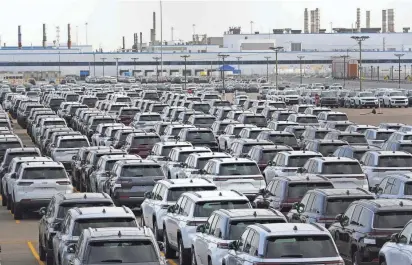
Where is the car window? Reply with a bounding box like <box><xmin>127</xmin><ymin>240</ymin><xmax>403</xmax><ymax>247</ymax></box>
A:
<box><xmin>358</xmin><ymin>208</ymin><xmax>373</xmax><ymax>228</ymax></box>
<box><xmin>343</xmin><ymin>205</ymin><xmax>356</xmax><ymax>221</ymax></box>
<box><xmin>399</xmin><ymin>222</ymin><xmax>412</xmax><ymax>245</ymax></box>
<box><xmin>350</xmin><ymin>206</ymin><xmax>362</xmax><ymax>226</ymax></box>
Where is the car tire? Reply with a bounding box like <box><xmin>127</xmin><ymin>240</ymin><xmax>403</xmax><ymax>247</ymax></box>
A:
<box><xmin>163</xmin><ymin>228</ymin><xmax>176</xmax><ymax>258</ymax></box>
<box><xmin>191</xmin><ymin>248</ymin><xmax>197</xmax><ymax>265</ymax></box>
<box><xmin>14</xmin><ymin>203</ymin><xmax>23</xmax><ymax>220</ymax></box>
<box><xmin>154</xmin><ymin>221</ymin><xmax>161</xmax><ymax>241</ymax></box>
<box><xmin>380</xmin><ymin>261</ymin><xmax>386</xmax><ymax>265</ymax></box>
<box><xmin>10</xmin><ymin>198</ymin><xmax>14</xmax><ymax>214</ymax></box>
<box><xmin>46</xmin><ymin>249</ymin><xmax>54</xmax><ymax>265</ymax></box>
<box><xmin>39</xmin><ymin>236</ymin><xmax>46</xmax><ymax>261</ymax></box>
<box><xmin>6</xmin><ymin>194</ymin><xmax>11</xmax><ymax>210</ymax></box>
<box><xmin>1</xmin><ymin>191</ymin><xmax>6</xmax><ymax>206</ymax></box>
<box><xmin>179</xmin><ymin>238</ymin><xmax>190</xmax><ymax>265</ymax></box>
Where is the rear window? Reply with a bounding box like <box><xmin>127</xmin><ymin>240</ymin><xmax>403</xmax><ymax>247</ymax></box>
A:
<box><xmin>121</xmin><ymin>165</ymin><xmax>163</xmax><ymax>177</ymax></box>
<box><xmin>339</xmin><ymin>135</ymin><xmax>367</xmax><ymax>144</ymax></box>
<box><xmin>322</xmin><ymin>162</ymin><xmax>363</xmax><ymax>174</ymax></box>
<box><xmin>131</xmin><ymin>136</ymin><xmax>160</xmax><ymax>146</ymax></box>
<box><xmin>260</xmin><ymin>150</ymin><xmax>284</xmax><ymax>164</ymax></box>
<box><xmin>120</xmin><ymin>109</ymin><xmax>138</xmax><ymax>116</ymax></box>
<box><xmin>335</xmin><ymin>124</ymin><xmax>350</xmax><ymax>131</ymax></box>
<box><xmin>314</xmin><ymin>131</ymin><xmax>329</xmax><ymax>139</ymax></box>
<box><xmin>287</xmin><ymin>183</ymin><xmax>333</xmax><ymax>198</ymax></box>
<box><xmin>187</xmin><ymin>131</ymin><xmax>215</xmax><ymax>142</ymax></box>
<box><xmin>268</xmin><ymin>135</ymin><xmax>297</xmax><ymax>146</ymax></box>
<box><xmin>92</xmin><ymin>119</ymin><xmax>114</xmax><ymax>126</ymax></box>
<box><xmin>139</xmin><ymin>115</ymin><xmax>161</xmax><ymax>122</ymax></box>
<box><xmin>319</xmin><ymin>143</ymin><xmax>346</xmax><ymax>156</ymax></box>
<box><xmin>72</xmin><ymin>218</ymin><xmax>137</xmax><ymax>236</ymax></box>
<box><xmin>66</xmin><ymin>95</ymin><xmax>79</xmax><ymax>101</ymax></box>
<box><xmin>244</xmin><ymin>116</ymin><xmax>266</xmax><ymax>125</ymax></box>
<box><xmin>265</xmin><ymin>235</ymin><xmax>338</xmax><ymax>259</ymax></box>
<box><xmin>178</xmin><ymin>151</ymin><xmax>210</xmax><ymax>163</ymax></box>
<box><xmin>194</xmin><ymin>117</ymin><xmax>215</xmax><ymax>125</ymax></box>
<box><xmin>194</xmin><ymin>200</ymin><xmax>250</xmax><ymax>217</ymax></box>
<box><xmin>0</xmin><ymin>142</ymin><xmax>22</xmax><ymax>151</ymax></box>
<box><xmin>22</xmin><ymin>167</ymin><xmax>66</xmax><ymax>179</ymax></box>
<box><xmin>374</xmin><ymin>211</ymin><xmax>412</xmax><ymax>229</ymax></box>
<box><xmin>326</xmin><ymin>197</ymin><xmax>372</xmax><ymax>216</ymax></box>
<box><xmin>328</xmin><ymin>114</ymin><xmax>348</xmax><ymax>121</ymax></box>
<box><xmin>193</xmin><ymin>104</ymin><xmax>210</xmax><ymax>113</ymax></box>
<box><xmin>45</xmin><ymin>120</ymin><xmax>66</xmax><ymax>126</ymax></box>
<box><xmin>167</xmin><ymin>186</ymin><xmax>217</xmax><ymax>201</ymax></box>
<box><xmin>376</xmin><ymin>132</ymin><xmax>393</xmax><ymax>141</ymax></box>
<box><xmin>219</xmin><ymin>163</ymin><xmax>260</xmax><ymax>176</ymax></box>
<box><xmin>57</xmin><ymin>202</ymin><xmax>113</xmax><ymax>218</ymax></box>
<box><xmin>378</xmin><ymin>156</ymin><xmax>412</xmax><ymax>167</ymax></box>
<box><xmin>59</xmin><ymin>139</ymin><xmax>89</xmax><ymax>148</ymax></box>
<box><xmin>228</xmin><ymin>219</ymin><xmax>286</xmax><ymax>240</ymax></box>
<box><xmin>288</xmin><ymin>156</ymin><xmax>321</xmax><ymax>167</ymax></box>
<box><xmin>277</xmin><ymin>113</ymin><xmax>290</xmax><ymax>121</ymax></box>
<box><xmin>296</xmin><ymin>117</ymin><xmax>318</xmax><ymax>124</ymax></box>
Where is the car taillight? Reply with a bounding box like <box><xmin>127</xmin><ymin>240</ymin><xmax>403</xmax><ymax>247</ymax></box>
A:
<box><xmin>56</xmin><ymin>181</ymin><xmax>71</xmax><ymax>185</ymax></box>
<box><xmin>17</xmin><ymin>181</ymin><xmax>33</xmax><ymax>186</ymax></box>
<box><xmin>186</xmin><ymin>221</ymin><xmax>205</xmax><ymax>226</ymax></box>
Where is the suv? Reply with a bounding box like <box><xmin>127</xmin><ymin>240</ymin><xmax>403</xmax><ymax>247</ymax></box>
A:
<box><xmin>305</xmin><ymin>139</ymin><xmax>348</xmax><ymax>157</ymax></box>
<box><xmin>365</xmin><ymin>128</ymin><xmax>396</xmax><ymax>147</ymax></box>
<box><xmin>351</xmin><ymin>91</ymin><xmax>379</xmax><ymax>108</ymax></box>
<box><xmin>38</xmin><ymin>193</ymin><xmax>114</xmax><ymax>262</ymax></box>
<box><xmin>178</xmin><ymin>128</ymin><xmax>219</xmax><ymax>151</ymax></box>
<box><xmin>373</xmin><ymin>173</ymin><xmax>412</xmax><ymax>199</ymax></box>
<box><xmin>147</xmin><ymin>141</ymin><xmax>193</xmax><ymax>165</ymax></box>
<box><xmin>382</xmin><ymin>90</ymin><xmax>408</xmax><ymax>108</ymax></box>
<box><xmin>229</xmin><ymin>139</ymin><xmax>274</xmax><ymax>158</ymax></box>
<box><xmin>223</xmin><ymin>223</ymin><xmax>343</xmax><ymax>265</ymax></box>
<box><xmin>192</xmin><ymin>209</ymin><xmax>287</xmax><ymax>265</ymax></box>
<box><xmin>162</xmin><ymin>190</ymin><xmax>252</xmax><ymax>263</ymax></box>
<box><xmin>104</xmin><ymin>159</ymin><xmax>164</xmax><ymax>208</ymax></box>
<box><xmin>302</xmin><ymin>157</ymin><xmax>368</xmax><ymax>190</ymax></box>
<box><xmin>176</xmin><ymin>152</ymin><xmax>232</xmax><ymax>179</ymax></box>
<box><xmin>287</xmin><ymin>188</ymin><xmax>374</xmax><ymax>228</ymax></box>
<box><xmin>329</xmin><ymin>199</ymin><xmax>412</xmax><ymax>265</ymax></box>
<box><xmin>257</xmin><ymin>130</ymin><xmax>300</xmax><ymax>150</ymax></box>
<box><xmin>248</xmin><ymin>145</ymin><xmax>293</xmax><ymax>172</ymax></box>
<box><xmin>379</xmin><ymin>219</ymin><xmax>412</xmax><ymax>265</ymax></box>
<box><xmin>324</xmin><ymin>131</ymin><xmax>368</xmax><ymax>145</ymax></box>
<box><xmin>10</xmin><ymin>161</ymin><xmax>72</xmax><ymax>219</ymax></box>
<box><xmin>123</xmin><ymin>132</ymin><xmax>161</xmax><ymax>158</ymax></box>
<box><xmin>141</xmin><ymin>178</ymin><xmax>217</xmax><ymax>240</ymax></box>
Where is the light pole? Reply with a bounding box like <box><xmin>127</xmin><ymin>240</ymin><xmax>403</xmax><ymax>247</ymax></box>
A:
<box><xmin>264</xmin><ymin>56</ymin><xmax>271</xmax><ymax>82</ymax></box>
<box><xmin>250</xmin><ymin>21</ymin><xmax>254</xmax><ymax>34</ymax></box>
<box><xmin>181</xmin><ymin>55</ymin><xmax>190</xmax><ymax>90</ymax></box>
<box><xmin>395</xmin><ymin>53</ymin><xmax>405</xmax><ymax>89</ymax></box>
<box><xmin>236</xmin><ymin>56</ymin><xmax>242</xmax><ymax>79</ymax></box>
<box><xmin>85</xmin><ymin>22</ymin><xmax>88</xmax><ymax>45</ymax></box>
<box><xmin>114</xmin><ymin>57</ymin><xmax>120</xmax><ymax>78</ymax></box>
<box><xmin>131</xmin><ymin>57</ymin><xmax>138</xmax><ymax>75</ymax></box>
<box><xmin>351</xmin><ymin>36</ymin><xmax>369</xmax><ymax>91</ymax></box>
<box><xmin>160</xmin><ymin>0</ymin><xmax>163</xmax><ymax>78</ymax></box>
<box><xmin>153</xmin><ymin>56</ymin><xmax>160</xmax><ymax>83</ymax></box>
<box><xmin>93</xmin><ymin>53</ymin><xmax>96</xmax><ymax>76</ymax></box>
<box><xmin>218</xmin><ymin>54</ymin><xmax>229</xmax><ymax>92</ymax></box>
<box><xmin>101</xmin><ymin>57</ymin><xmax>107</xmax><ymax>76</ymax></box>
<box><xmin>340</xmin><ymin>55</ymin><xmax>349</xmax><ymax>88</ymax></box>
<box><xmin>269</xmin><ymin>46</ymin><xmax>283</xmax><ymax>89</ymax></box>
<box><xmin>298</xmin><ymin>55</ymin><xmax>305</xmax><ymax>84</ymax></box>
<box><xmin>58</xmin><ymin>51</ymin><xmax>61</xmax><ymax>83</ymax></box>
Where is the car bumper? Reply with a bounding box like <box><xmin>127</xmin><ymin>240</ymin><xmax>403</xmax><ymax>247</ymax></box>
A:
<box><xmin>113</xmin><ymin>193</ymin><xmax>145</xmax><ymax>208</ymax></box>
<box><xmin>17</xmin><ymin>199</ymin><xmax>50</xmax><ymax>210</ymax></box>
<box><xmin>390</xmin><ymin>100</ymin><xmax>408</xmax><ymax>106</ymax></box>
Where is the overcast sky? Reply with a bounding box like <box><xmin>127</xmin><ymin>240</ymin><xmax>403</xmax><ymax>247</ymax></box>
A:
<box><xmin>1</xmin><ymin>0</ymin><xmax>410</xmax><ymax>50</ymax></box>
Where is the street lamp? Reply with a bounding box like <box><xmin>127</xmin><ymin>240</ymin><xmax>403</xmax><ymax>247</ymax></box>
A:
<box><xmin>153</xmin><ymin>56</ymin><xmax>160</xmax><ymax>83</ymax></box>
<box><xmin>218</xmin><ymin>54</ymin><xmax>229</xmax><ymax>93</ymax></box>
<box><xmin>351</xmin><ymin>36</ymin><xmax>369</xmax><ymax>91</ymax></box>
<box><xmin>181</xmin><ymin>55</ymin><xmax>190</xmax><ymax>90</ymax></box>
<box><xmin>297</xmin><ymin>56</ymin><xmax>305</xmax><ymax>84</ymax></box>
<box><xmin>269</xmin><ymin>46</ymin><xmax>284</xmax><ymax>88</ymax></box>
<box><xmin>340</xmin><ymin>55</ymin><xmax>350</xmax><ymax>88</ymax></box>
<box><xmin>101</xmin><ymin>57</ymin><xmax>107</xmax><ymax>76</ymax></box>
<box><xmin>264</xmin><ymin>56</ymin><xmax>271</xmax><ymax>82</ymax></box>
<box><xmin>131</xmin><ymin>57</ymin><xmax>139</xmax><ymax>76</ymax></box>
<box><xmin>236</xmin><ymin>56</ymin><xmax>242</xmax><ymax>78</ymax></box>
<box><xmin>114</xmin><ymin>57</ymin><xmax>120</xmax><ymax>78</ymax></box>
<box><xmin>93</xmin><ymin>53</ymin><xmax>96</xmax><ymax>76</ymax></box>
<box><xmin>395</xmin><ymin>53</ymin><xmax>405</xmax><ymax>89</ymax></box>
<box><xmin>58</xmin><ymin>51</ymin><xmax>61</xmax><ymax>83</ymax></box>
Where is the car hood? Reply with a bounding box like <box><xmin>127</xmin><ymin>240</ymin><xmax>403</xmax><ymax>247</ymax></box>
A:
<box><xmin>359</xmin><ymin>97</ymin><xmax>377</xmax><ymax>100</ymax></box>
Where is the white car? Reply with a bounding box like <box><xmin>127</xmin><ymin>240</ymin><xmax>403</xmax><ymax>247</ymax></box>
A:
<box><xmin>382</xmin><ymin>90</ymin><xmax>408</xmax><ymax>107</ymax></box>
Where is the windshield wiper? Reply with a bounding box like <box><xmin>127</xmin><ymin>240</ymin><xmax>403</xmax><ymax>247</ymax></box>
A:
<box><xmin>280</xmin><ymin>254</ymin><xmax>303</xmax><ymax>258</ymax></box>
<box><xmin>100</xmin><ymin>259</ymin><xmax>123</xmax><ymax>263</ymax></box>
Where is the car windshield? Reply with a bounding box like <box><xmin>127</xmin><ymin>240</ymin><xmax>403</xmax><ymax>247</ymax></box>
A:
<box><xmin>167</xmin><ymin>186</ymin><xmax>217</xmax><ymax>201</ymax></box>
<box><xmin>339</xmin><ymin>135</ymin><xmax>367</xmax><ymax>144</ymax></box>
<box><xmin>319</xmin><ymin>143</ymin><xmax>346</xmax><ymax>156</ymax></box>
<box><xmin>328</xmin><ymin>115</ymin><xmax>348</xmax><ymax>121</ymax></box>
<box><xmin>228</xmin><ymin>219</ymin><xmax>286</xmax><ymax>240</ymax></box>
<box><xmin>139</xmin><ymin>115</ymin><xmax>161</xmax><ymax>121</ymax></box>
<box><xmin>3</xmin><ymin>152</ymin><xmax>39</xmax><ymax>165</ymax></box>
<box><xmin>121</xmin><ymin>165</ymin><xmax>163</xmax><ymax>177</ymax></box>
<box><xmin>59</xmin><ymin>139</ymin><xmax>89</xmax><ymax>148</ymax></box>
<box><xmin>378</xmin><ymin>156</ymin><xmax>412</xmax><ymax>167</ymax></box>
<box><xmin>244</xmin><ymin>117</ymin><xmax>266</xmax><ymax>125</ymax></box>
<box><xmin>131</xmin><ymin>137</ymin><xmax>160</xmax><ymax>146</ymax></box>
<box><xmin>73</xmin><ymin>218</ymin><xmax>136</xmax><ymax>236</ymax></box>
<box><xmin>57</xmin><ymin>202</ymin><xmax>113</xmax><ymax>219</ymax></box>
<box><xmin>326</xmin><ymin>197</ymin><xmax>372</xmax><ymax>216</ymax></box>
<box><xmin>288</xmin><ymin>183</ymin><xmax>333</xmax><ymax>198</ymax></box>
<box><xmin>374</xmin><ymin>211</ymin><xmax>412</xmax><ymax>228</ymax></box>
<box><xmin>268</xmin><ymin>135</ymin><xmax>298</xmax><ymax>146</ymax></box>
<box><xmin>403</xmin><ymin>135</ymin><xmax>412</xmax><ymax>140</ymax></box>
<box><xmin>321</xmin><ymin>92</ymin><xmax>337</xmax><ymax>97</ymax></box>
<box><xmin>22</xmin><ymin>167</ymin><xmax>66</xmax><ymax>179</ymax></box>
<box><xmin>376</xmin><ymin>132</ymin><xmax>393</xmax><ymax>141</ymax></box>
<box><xmin>322</xmin><ymin>162</ymin><xmax>363</xmax><ymax>174</ymax></box>
<box><xmin>296</xmin><ymin>117</ymin><xmax>318</xmax><ymax>124</ymax></box>
<box><xmin>284</xmin><ymin>91</ymin><xmax>298</xmax><ymax>95</ymax></box>
<box><xmin>219</xmin><ymin>163</ymin><xmax>261</xmax><ymax>175</ymax></box>
<box><xmin>194</xmin><ymin>200</ymin><xmax>250</xmax><ymax>217</ymax></box>
<box><xmin>265</xmin><ymin>235</ymin><xmax>338</xmax><ymax>259</ymax></box>
<box><xmin>390</xmin><ymin>92</ymin><xmax>403</xmax><ymax>97</ymax></box>
<box><xmin>288</xmin><ymin>156</ymin><xmax>321</xmax><ymax>167</ymax></box>
<box><xmin>186</xmin><ymin>132</ymin><xmax>215</xmax><ymax>142</ymax></box>
<box><xmin>359</xmin><ymin>92</ymin><xmax>374</xmax><ymax>97</ymax></box>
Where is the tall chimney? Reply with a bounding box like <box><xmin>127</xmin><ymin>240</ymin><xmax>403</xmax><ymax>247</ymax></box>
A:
<box><xmin>304</xmin><ymin>8</ymin><xmax>309</xmax><ymax>33</ymax></box>
<box><xmin>315</xmin><ymin>8</ymin><xmax>320</xmax><ymax>33</ymax></box>
<box><xmin>310</xmin><ymin>10</ymin><xmax>315</xmax><ymax>33</ymax></box>
<box><xmin>152</xmin><ymin>11</ymin><xmax>156</xmax><ymax>43</ymax></box>
<box><xmin>356</xmin><ymin>8</ymin><xmax>361</xmax><ymax>32</ymax></box>
<box><xmin>139</xmin><ymin>32</ymin><xmax>143</xmax><ymax>52</ymax></box>
<box><xmin>122</xmin><ymin>36</ymin><xmax>125</xmax><ymax>52</ymax></box>
<box><xmin>42</xmin><ymin>24</ymin><xmax>47</xmax><ymax>48</ymax></box>
<box><xmin>382</xmin><ymin>10</ymin><xmax>387</xmax><ymax>33</ymax></box>
<box><xmin>388</xmin><ymin>8</ymin><xmax>394</xmax><ymax>32</ymax></box>
<box><xmin>366</xmin><ymin>11</ymin><xmax>371</xmax><ymax>28</ymax></box>
<box><xmin>67</xmin><ymin>24</ymin><xmax>72</xmax><ymax>49</ymax></box>
<box><xmin>18</xmin><ymin>25</ymin><xmax>22</xmax><ymax>49</ymax></box>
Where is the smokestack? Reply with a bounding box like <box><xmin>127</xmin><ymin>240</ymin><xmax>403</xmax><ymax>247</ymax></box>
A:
<box><xmin>139</xmin><ymin>32</ymin><xmax>143</xmax><ymax>52</ymax></box>
<box><xmin>388</xmin><ymin>8</ymin><xmax>394</xmax><ymax>32</ymax></box>
<box><xmin>382</xmin><ymin>10</ymin><xmax>387</xmax><ymax>33</ymax></box>
<box><xmin>304</xmin><ymin>8</ymin><xmax>309</xmax><ymax>33</ymax></box>
<box><xmin>122</xmin><ymin>36</ymin><xmax>125</xmax><ymax>52</ymax></box>
<box><xmin>310</xmin><ymin>10</ymin><xmax>315</xmax><ymax>33</ymax></box>
<box><xmin>42</xmin><ymin>24</ymin><xmax>47</xmax><ymax>48</ymax></box>
<box><xmin>18</xmin><ymin>25</ymin><xmax>22</xmax><ymax>49</ymax></box>
<box><xmin>366</xmin><ymin>11</ymin><xmax>371</xmax><ymax>28</ymax></box>
<box><xmin>152</xmin><ymin>11</ymin><xmax>156</xmax><ymax>43</ymax></box>
<box><xmin>356</xmin><ymin>8</ymin><xmax>361</xmax><ymax>32</ymax></box>
<box><xmin>67</xmin><ymin>24</ymin><xmax>72</xmax><ymax>49</ymax></box>
<box><xmin>315</xmin><ymin>8</ymin><xmax>320</xmax><ymax>33</ymax></box>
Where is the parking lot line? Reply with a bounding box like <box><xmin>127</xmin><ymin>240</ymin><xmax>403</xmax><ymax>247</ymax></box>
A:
<box><xmin>15</xmin><ymin>220</ymin><xmax>20</xmax><ymax>224</ymax></box>
<box><xmin>161</xmin><ymin>252</ymin><xmax>178</xmax><ymax>265</ymax></box>
<box><xmin>27</xmin><ymin>241</ymin><xmax>44</xmax><ymax>265</ymax></box>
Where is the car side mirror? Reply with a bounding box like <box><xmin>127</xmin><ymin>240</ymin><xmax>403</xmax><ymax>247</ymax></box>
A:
<box><xmin>390</xmin><ymin>233</ymin><xmax>399</xmax><ymax>243</ymax></box>
<box><xmin>267</xmin><ymin>161</ymin><xmax>273</xmax><ymax>166</ymax></box>
<box><xmin>72</xmin><ymin>155</ymin><xmax>77</xmax><ymax>160</ymax></box>
<box><xmin>53</xmin><ymin>222</ymin><xmax>62</xmax><ymax>231</ymax></box>
<box><xmin>167</xmin><ymin>205</ymin><xmax>175</xmax><ymax>213</ymax></box>
<box><xmin>196</xmin><ymin>224</ymin><xmax>205</xmax><ymax>233</ymax></box>
<box><xmin>144</xmin><ymin>191</ymin><xmax>152</xmax><ymax>199</ymax></box>
<box><xmin>10</xmin><ymin>173</ymin><xmax>16</xmax><ymax>179</ymax></box>
<box><xmin>339</xmin><ymin>215</ymin><xmax>349</xmax><ymax>227</ymax></box>
<box><xmin>67</xmin><ymin>244</ymin><xmax>76</xmax><ymax>254</ymax></box>
<box><xmin>228</xmin><ymin>240</ymin><xmax>241</xmax><ymax>250</ymax></box>
<box><xmin>39</xmin><ymin>207</ymin><xmax>47</xmax><ymax>216</ymax></box>
<box><xmin>293</xmin><ymin>202</ymin><xmax>305</xmax><ymax>214</ymax></box>
<box><xmin>296</xmin><ymin>167</ymin><xmax>304</xmax><ymax>174</ymax></box>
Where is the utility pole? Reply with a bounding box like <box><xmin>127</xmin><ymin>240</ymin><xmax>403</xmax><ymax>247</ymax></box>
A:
<box><xmin>269</xmin><ymin>46</ymin><xmax>284</xmax><ymax>89</ymax></box>
<box><xmin>101</xmin><ymin>57</ymin><xmax>107</xmax><ymax>76</ymax></box>
<box><xmin>131</xmin><ymin>57</ymin><xmax>138</xmax><ymax>76</ymax></box>
<box><xmin>395</xmin><ymin>53</ymin><xmax>405</xmax><ymax>89</ymax></box>
<box><xmin>85</xmin><ymin>22</ymin><xmax>88</xmax><ymax>45</ymax></box>
<box><xmin>153</xmin><ymin>56</ymin><xmax>160</xmax><ymax>83</ymax></box>
<box><xmin>181</xmin><ymin>55</ymin><xmax>190</xmax><ymax>90</ymax></box>
<box><xmin>351</xmin><ymin>36</ymin><xmax>369</xmax><ymax>91</ymax></box>
<box><xmin>236</xmin><ymin>56</ymin><xmax>242</xmax><ymax>79</ymax></box>
<box><xmin>264</xmin><ymin>56</ymin><xmax>271</xmax><ymax>82</ymax></box>
<box><xmin>160</xmin><ymin>0</ymin><xmax>163</xmax><ymax>78</ymax></box>
<box><xmin>93</xmin><ymin>53</ymin><xmax>96</xmax><ymax>76</ymax></box>
<box><xmin>250</xmin><ymin>21</ymin><xmax>254</xmax><ymax>34</ymax></box>
<box><xmin>218</xmin><ymin>54</ymin><xmax>229</xmax><ymax>93</ymax></box>
<box><xmin>114</xmin><ymin>57</ymin><xmax>120</xmax><ymax>78</ymax></box>
<box><xmin>340</xmin><ymin>55</ymin><xmax>349</xmax><ymax>88</ymax></box>
<box><xmin>297</xmin><ymin>56</ymin><xmax>305</xmax><ymax>84</ymax></box>
<box><xmin>58</xmin><ymin>51</ymin><xmax>61</xmax><ymax>83</ymax></box>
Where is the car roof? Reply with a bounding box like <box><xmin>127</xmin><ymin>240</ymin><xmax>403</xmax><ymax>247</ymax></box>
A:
<box><xmin>358</xmin><ymin>199</ymin><xmax>412</xmax><ymax>210</ymax></box>
<box><xmin>56</xmin><ymin>192</ymin><xmax>112</xmax><ymax>202</ymax></box>
<box><xmin>217</xmin><ymin>209</ymin><xmax>285</xmax><ymax>219</ymax></box>
<box><xmin>251</xmin><ymin>223</ymin><xmax>327</xmax><ymax>235</ymax></box>
<box><xmin>184</xmin><ymin>190</ymin><xmax>248</xmax><ymax>201</ymax></box>
<box><xmin>68</xmin><ymin>206</ymin><xmax>135</xmax><ymax>219</ymax></box>
<box><xmin>368</xmin><ymin>150</ymin><xmax>412</xmax><ymax>156</ymax></box>
<box><xmin>158</xmin><ymin>178</ymin><xmax>217</xmax><ymax>188</ymax></box>
<box><xmin>84</xmin><ymin>227</ymin><xmax>153</xmax><ymax>240</ymax></box>
<box><xmin>277</xmin><ymin>175</ymin><xmax>331</xmax><ymax>182</ymax></box>
<box><xmin>313</xmin><ymin>157</ymin><xmax>358</xmax><ymax>162</ymax></box>
<box><xmin>312</xmin><ymin>188</ymin><xmax>373</xmax><ymax>197</ymax></box>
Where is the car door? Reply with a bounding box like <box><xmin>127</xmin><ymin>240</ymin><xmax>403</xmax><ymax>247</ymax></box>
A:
<box><xmin>195</xmin><ymin>214</ymin><xmax>216</xmax><ymax>265</ymax></box>
<box><xmin>167</xmin><ymin>196</ymin><xmax>185</xmax><ymax>247</ymax></box>
<box><xmin>342</xmin><ymin>205</ymin><xmax>362</xmax><ymax>260</ymax></box>
<box><xmin>332</xmin><ymin>204</ymin><xmax>355</xmax><ymax>255</ymax></box>
<box><xmin>142</xmin><ymin>184</ymin><xmax>160</xmax><ymax>227</ymax></box>
<box><xmin>395</xmin><ymin>222</ymin><xmax>412</xmax><ymax>264</ymax></box>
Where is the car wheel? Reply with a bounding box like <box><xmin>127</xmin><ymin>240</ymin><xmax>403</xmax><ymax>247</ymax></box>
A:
<box><xmin>191</xmin><ymin>248</ymin><xmax>197</xmax><ymax>265</ymax></box>
<box><xmin>14</xmin><ymin>203</ymin><xmax>23</xmax><ymax>220</ymax></box>
<box><xmin>10</xmin><ymin>198</ymin><xmax>14</xmax><ymax>214</ymax></box>
<box><xmin>45</xmin><ymin>249</ymin><xmax>54</xmax><ymax>265</ymax></box>
<box><xmin>1</xmin><ymin>191</ymin><xmax>6</xmax><ymax>206</ymax></box>
<box><xmin>380</xmin><ymin>261</ymin><xmax>386</xmax><ymax>265</ymax></box>
<box><xmin>38</xmin><ymin>236</ymin><xmax>46</xmax><ymax>261</ymax></box>
<box><xmin>163</xmin><ymin>228</ymin><xmax>176</xmax><ymax>258</ymax></box>
<box><xmin>154</xmin><ymin>221</ymin><xmax>161</xmax><ymax>241</ymax></box>
<box><xmin>6</xmin><ymin>194</ymin><xmax>11</xmax><ymax>210</ymax></box>
<box><xmin>179</xmin><ymin>238</ymin><xmax>190</xmax><ymax>265</ymax></box>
